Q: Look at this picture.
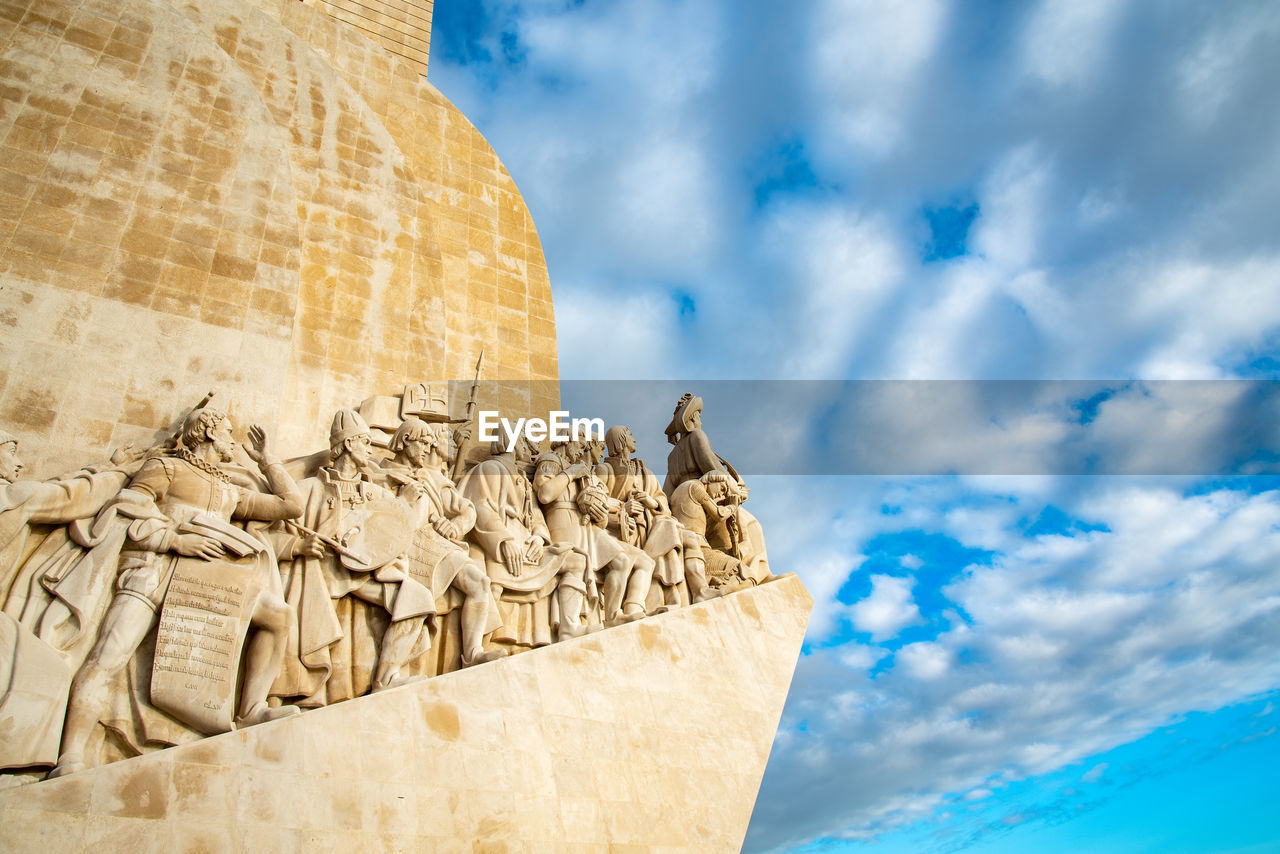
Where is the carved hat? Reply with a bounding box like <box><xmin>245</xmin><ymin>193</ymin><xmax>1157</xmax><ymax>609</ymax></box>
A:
<box><xmin>663</xmin><ymin>394</ymin><xmax>703</xmax><ymax>443</ymax></box>
<box><xmin>0</xmin><ymin>427</ymin><xmax>16</xmax><ymax>448</ymax></box>
<box><xmin>330</xmin><ymin>408</ymin><xmax>371</xmax><ymax>446</ymax></box>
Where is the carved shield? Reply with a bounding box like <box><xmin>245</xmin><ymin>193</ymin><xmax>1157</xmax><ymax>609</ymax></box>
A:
<box><xmin>335</xmin><ymin>497</ymin><xmax>417</xmax><ymax>572</ymax></box>
<box><xmin>150</xmin><ymin>555</ymin><xmax>259</xmax><ymax>734</ymax></box>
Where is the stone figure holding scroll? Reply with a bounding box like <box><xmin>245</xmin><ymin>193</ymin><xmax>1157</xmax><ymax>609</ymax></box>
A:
<box><xmin>270</xmin><ymin>409</ymin><xmax>434</xmax><ymax>707</ymax></box>
<box><xmin>457</xmin><ymin>431</ymin><xmax>590</xmax><ymax>650</ymax></box>
<box><xmin>379</xmin><ymin>418</ymin><xmax>504</xmax><ymax>669</ymax></box>
<box><xmin>535</xmin><ymin>438</ymin><xmax>654</xmax><ymax>627</ymax></box>
<box><xmin>50</xmin><ymin>408</ymin><xmax>304</xmax><ymax>777</ymax></box>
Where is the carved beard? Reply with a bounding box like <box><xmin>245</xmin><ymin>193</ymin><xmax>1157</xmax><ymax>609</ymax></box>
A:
<box><xmin>212</xmin><ymin>438</ymin><xmax>236</xmax><ymax>463</ymax></box>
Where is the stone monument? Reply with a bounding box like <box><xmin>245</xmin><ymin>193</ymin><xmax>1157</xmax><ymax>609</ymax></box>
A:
<box><xmin>0</xmin><ymin>1</ymin><xmax>811</xmax><ymax>849</ymax></box>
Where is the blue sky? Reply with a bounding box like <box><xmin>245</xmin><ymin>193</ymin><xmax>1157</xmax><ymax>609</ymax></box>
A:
<box><xmin>428</xmin><ymin>1</ymin><xmax>1280</xmax><ymax>851</ymax></box>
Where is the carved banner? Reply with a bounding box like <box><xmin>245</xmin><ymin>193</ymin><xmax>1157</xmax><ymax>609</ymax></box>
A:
<box><xmin>149</xmin><ymin>556</ymin><xmax>259</xmax><ymax>734</ymax></box>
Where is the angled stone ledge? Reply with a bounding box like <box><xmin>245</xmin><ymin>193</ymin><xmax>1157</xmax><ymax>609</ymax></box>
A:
<box><xmin>0</xmin><ymin>574</ymin><xmax>811</xmax><ymax>853</ymax></box>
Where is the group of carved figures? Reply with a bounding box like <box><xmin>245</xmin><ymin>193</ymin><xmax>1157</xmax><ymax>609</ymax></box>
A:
<box><xmin>0</xmin><ymin>391</ymin><xmax>769</xmax><ymax>779</ymax></box>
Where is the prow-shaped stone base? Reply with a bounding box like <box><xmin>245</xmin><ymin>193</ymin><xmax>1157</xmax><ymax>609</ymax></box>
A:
<box><xmin>0</xmin><ymin>574</ymin><xmax>811</xmax><ymax>852</ymax></box>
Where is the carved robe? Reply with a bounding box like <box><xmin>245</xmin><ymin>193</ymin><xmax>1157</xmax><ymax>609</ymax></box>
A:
<box><xmin>90</xmin><ymin>455</ymin><xmax>296</xmax><ymax>759</ymax></box>
<box><xmin>0</xmin><ymin>466</ymin><xmax>132</xmax><ymax>769</ymax></box>
<box><xmin>663</xmin><ymin>427</ymin><xmax>726</xmax><ymax>496</ymax></box>
<box><xmin>378</xmin><ymin>460</ymin><xmax>501</xmax><ymax>672</ymax></box>
<box><xmin>1</xmin><ymin>466</ymin><xmax>133</xmax><ymax>660</ymax></box>
<box><xmin>457</xmin><ymin>456</ymin><xmax>582</xmax><ymax>648</ymax></box>
<box><xmin>595</xmin><ymin>455</ymin><xmax>684</xmax><ymax>586</ymax></box>
<box><xmin>271</xmin><ymin>469</ymin><xmax>433</xmax><ymax>706</ymax></box>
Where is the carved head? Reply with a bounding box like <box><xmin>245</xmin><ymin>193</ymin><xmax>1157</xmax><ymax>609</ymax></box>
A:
<box><xmin>585</xmin><ymin>438</ymin><xmax>606</xmax><ymax>465</ymax></box>
<box><xmin>664</xmin><ymin>394</ymin><xmax>703</xmax><ymax>444</ymax></box>
<box><xmin>0</xmin><ymin>429</ymin><xmax>22</xmax><ymax>483</ymax></box>
<box><xmin>513</xmin><ymin>435</ymin><xmax>536</xmax><ymax>469</ymax></box>
<box><xmin>180</xmin><ymin>408</ymin><xmax>235</xmax><ymax>462</ymax></box>
<box><xmin>329</xmin><ymin>409</ymin><xmax>372</xmax><ymax>466</ymax></box>
<box><xmin>551</xmin><ymin>438</ymin><xmax>584</xmax><ymax>464</ymax></box>
<box><xmin>390</xmin><ymin>417</ymin><xmax>452</xmax><ymax>468</ymax></box>
<box><xmin>701</xmin><ymin>470</ymin><xmax>742</xmax><ymax>503</ymax></box>
<box><xmin>604</xmin><ymin>425</ymin><xmax>635</xmax><ymax>457</ymax></box>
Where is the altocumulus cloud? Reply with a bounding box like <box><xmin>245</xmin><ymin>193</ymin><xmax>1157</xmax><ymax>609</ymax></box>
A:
<box><xmin>430</xmin><ymin>0</ymin><xmax>1280</xmax><ymax>850</ymax></box>
<box><xmin>746</xmin><ymin>479</ymin><xmax>1280</xmax><ymax>851</ymax></box>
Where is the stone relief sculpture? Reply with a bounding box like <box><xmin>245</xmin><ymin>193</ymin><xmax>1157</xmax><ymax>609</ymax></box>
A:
<box><xmin>0</xmin><ymin>387</ymin><xmax>773</xmax><ymax>782</ymax></box>
<box><xmin>596</xmin><ymin>425</ymin><xmax>717</xmax><ymax>611</ymax></box>
<box><xmin>664</xmin><ymin>394</ymin><xmax>772</xmax><ymax>587</ymax></box>
<box><xmin>0</xmin><ymin>432</ymin><xmax>145</xmax><ymax>770</ymax></box>
<box><xmin>379</xmin><ymin>417</ymin><xmax>505</xmax><ymax>668</ymax></box>
<box><xmin>269</xmin><ymin>410</ymin><xmax>432</xmax><ymax>707</ymax></box>
<box><xmin>533</xmin><ymin>438</ymin><xmax>654</xmax><ymax>627</ymax></box>
<box><xmin>457</xmin><ymin>431</ymin><xmax>590</xmax><ymax>650</ymax></box>
<box><xmin>49</xmin><ymin>409</ymin><xmax>304</xmax><ymax>777</ymax></box>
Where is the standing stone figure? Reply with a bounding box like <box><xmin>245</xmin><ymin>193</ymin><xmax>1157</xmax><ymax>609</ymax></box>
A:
<box><xmin>595</xmin><ymin>425</ymin><xmax>717</xmax><ymax>610</ymax></box>
<box><xmin>271</xmin><ymin>409</ymin><xmax>434</xmax><ymax>707</ymax></box>
<box><xmin>379</xmin><ymin>418</ymin><xmax>504</xmax><ymax>669</ymax></box>
<box><xmin>0</xmin><ymin>430</ymin><xmax>142</xmax><ymax>769</ymax></box>
<box><xmin>50</xmin><ymin>409</ymin><xmax>304</xmax><ymax>777</ymax></box>
<box><xmin>457</xmin><ymin>431</ymin><xmax>590</xmax><ymax>650</ymax></box>
<box><xmin>535</xmin><ymin>439</ymin><xmax>654</xmax><ymax>626</ymax></box>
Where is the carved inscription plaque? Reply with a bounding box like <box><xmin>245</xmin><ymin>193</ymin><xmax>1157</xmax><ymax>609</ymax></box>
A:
<box><xmin>149</xmin><ymin>557</ymin><xmax>257</xmax><ymax>734</ymax></box>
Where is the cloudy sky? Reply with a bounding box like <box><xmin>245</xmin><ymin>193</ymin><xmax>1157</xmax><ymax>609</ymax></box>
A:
<box><xmin>428</xmin><ymin>1</ymin><xmax>1280</xmax><ymax>851</ymax></box>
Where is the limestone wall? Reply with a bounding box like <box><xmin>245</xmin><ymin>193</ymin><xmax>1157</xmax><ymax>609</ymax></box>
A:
<box><xmin>0</xmin><ymin>0</ymin><xmax>556</xmax><ymax>476</ymax></box>
<box><xmin>304</xmin><ymin>0</ymin><xmax>434</xmax><ymax>77</ymax></box>
<box><xmin>0</xmin><ymin>575</ymin><xmax>813</xmax><ymax>853</ymax></box>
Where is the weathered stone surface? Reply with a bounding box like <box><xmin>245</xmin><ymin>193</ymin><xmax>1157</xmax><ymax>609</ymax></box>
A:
<box><xmin>0</xmin><ymin>0</ymin><xmax>558</xmax><ymax>478</ymax></box>
<box><xmin>0</xmin><ymin>574</ymin><xmax>812</xmax><ymax>852</ymax></box>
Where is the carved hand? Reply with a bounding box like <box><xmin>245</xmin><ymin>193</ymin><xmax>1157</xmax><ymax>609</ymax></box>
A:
<box><xmin>500</xmin><ymin>539</ymin><xmax>524</xmax><ymax>578</ymax></box>
<box><xmin>244</xmin><ymin>424</ymin><xmax>272</xmax><ymax>465</ymax></box>
<box><xmin>173</xmin><ymin>533</ymin><xmax>225</xmax><ymax>561</ymax></box>
<box><xmin>433</xmin><ymin>516</ymin><xmax>460</xmax><ymax>541</ymax></box>
<box><xmin>109</xmin><ymin>443</ymin><xmax>144</xmax><ymax>466</ymax></box>
<box><xmin>297</xmin><ymin>534</ymin><xmax>327</xmax><ymax>559</ymax></box>
<box><xmin>624</xmin><ymin>498</ymin><xmax>644</xmax><ymax>519</ymax></box>
<box><xmin>523</xmin><ymin>536</ymin><xmax>544</xmax><ymax>565</ymax></box>
<box><xmin>453</xmin><ymin>423</ymin><xmax>473</xmax><ymax>446</ymax></box>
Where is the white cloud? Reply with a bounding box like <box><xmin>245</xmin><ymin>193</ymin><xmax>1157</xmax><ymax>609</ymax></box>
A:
<box><xmin>897</xmin><ymin>641</ymin><xmax>952</xmax><ymax>680</ymax></box>
<box><xmin>850</xmin><ymin>574</ymin><xmax>924</xmax><ymax>641</ymax></box>
<box><xmin>749</xmin><ymin>480</ymin><xmax>1280</xmax><ymax>852</ymax></box>
<box><xmin>812</xmin><ymin>0</ymin><xmax>947</xmax><ymax>156</ymax></box>
<box><xmin>1080</xmin><ymin>762</ymin><xmax>1107</xmax><ymax>784</ymax></box>
<box><xmin>1020</xmin><ymin>0</ymin><xmax>1127</xmax><ymax>90</ymax></box>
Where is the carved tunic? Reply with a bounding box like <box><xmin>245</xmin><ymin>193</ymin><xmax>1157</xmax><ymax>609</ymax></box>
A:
<box><xmin>458</xmin><ymin>456</ymin><xmax>582</xmax><ymax>648</ymax></box>
<box><xmin>663</xmin><ymin>427</ymin><xmax>728</xmax><ymax>496</ymax></box>
<box><xmin>113</xmin><ymin>456</ymin><xmax>296</xmax><ymax>607</ymax></box>
<box><xmin>595</xmin><ymin>455</ymin><xmax>683</xmax><ymax>585</ymax></box>
<box><xmin>378</xmin><ymin>460</ymin><xmax>479</xmax><ymax>600</ymax></box>
<box><xmin>271</xmin><ymin>468</ymin><xmax>433</xmax><ymax>706</ymax></box>
<box><xmin>533</xmin><ymin>453</ymin><xmax>624</xmax><ymax>572</ymax></box>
